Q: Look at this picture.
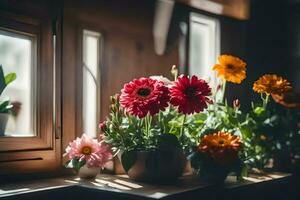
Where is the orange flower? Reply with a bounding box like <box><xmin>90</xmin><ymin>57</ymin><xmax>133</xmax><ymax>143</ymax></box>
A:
<box><xmin>198</xmin><ymin>132</ymin><xmax>241</xmax><ymax>165</ymax></box>
<box><xmin>213</xmin><ymin>55</ymin><xmax>246</xmax><ymax>84</ymax></box>
<box><xmin>253</xmin><ymin>74</ymin><xmax>292</xmax><ymax>96</ymax></box>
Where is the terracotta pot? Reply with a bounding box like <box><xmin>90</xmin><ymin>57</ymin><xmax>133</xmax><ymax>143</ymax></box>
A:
<box><xmin>121</xmin><ymin>148</ymin><xmax>186</xmax><ymax>183</ymax></box>
<box><xmin>0</xmin><ymin>113</ymin><xmax>9</xmax><ymax>136</ymax></box>
<box><xmin>78</xmin><ymin>164</ymin><xmax>99</xmax><ymax>179</ymax></box>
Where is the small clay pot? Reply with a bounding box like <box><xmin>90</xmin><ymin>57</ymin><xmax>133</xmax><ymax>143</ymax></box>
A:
<box><xmin>78</xmin><ymin>165</ymin><xmax>99</xmax><ymax>179</ymax></box>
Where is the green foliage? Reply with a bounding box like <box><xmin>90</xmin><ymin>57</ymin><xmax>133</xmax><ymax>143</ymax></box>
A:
<box><xmin>65</xmin><ymin>159</ymin><xmax>86</xmax><ymax>171</ymax></box>
<box><xmin>102</xmin><ymin>95</ymin><xmax>193</xmax><ymax>153</ymax></box>
<box><xmin>0</xmin><ymin>65</ymin><xmax>17</xmax><ymax>113</ymax></box>
<box><xmin>189</xmin><ymin>95</ymin><xmax>300</xmax><ymax>170</ymax></box>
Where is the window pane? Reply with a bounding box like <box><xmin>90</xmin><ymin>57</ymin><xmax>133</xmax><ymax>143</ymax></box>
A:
<box><xmin>189</xmin><ymin>13</ymin><xmax>220</xmax><ymax>88</ymax></box>
<box><xmin>0</xmin><ymin>29</ymin><xmax>36</xmax><ymax>137</ymax></box>
<box><xmin>82</xmin><ymin>30</ymin><xmax>101</xmax><ymax>138</ymax></box>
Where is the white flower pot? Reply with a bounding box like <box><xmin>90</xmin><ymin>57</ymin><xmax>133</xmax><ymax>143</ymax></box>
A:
<box><xmin>78</xmin><ymin>164</ymin><xmax>99</xmax><ymax>179</ymax></box>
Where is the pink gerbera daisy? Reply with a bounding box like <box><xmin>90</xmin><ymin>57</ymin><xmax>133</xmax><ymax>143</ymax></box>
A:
<box><xmin>170</xmin><ymin>75</ymin><xmax>212</xmax><ymax>114</ymax></box>
<box><xmin>64</xmin><ymin>134</ymin><xmax>112</xmax><ymax>168</ymax></box>
<box><xmin>120</xmin><ymin>77</ymin><xmax>170</xmax><ymax>118</ymax></box>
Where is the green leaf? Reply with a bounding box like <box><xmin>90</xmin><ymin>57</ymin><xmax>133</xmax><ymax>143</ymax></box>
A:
<box><xmin>69</xmin><ymin>159</ymin><xmax>86</xmax><ymax>171</ymax></box>
<box><xmin>5</xmin><ymin>73</ymin><xmax>16</xmax><ymax>85</ymax></box>
<box><xmin>254</xmin><ymin>106</ymin><xmax>265</xmax><ymax>117</ymax></box>
<box><xmin>0</xmin><ymin>65</ymin><xmax>7</xmax><ymax>95</ymax></box>
<box><xmin>65</xmin><ymin>160</ymin><xmax>73</xmax><ymax>168</ymax></box>
<box><xmin>0</xmin><ymin>100</ymin><xmax>12</xmax><ymax>113</ymax></box>
<box><xmin>121</xmin><ymin>150</ymin><xmax>137</xmax><ymax>172</ymax></box>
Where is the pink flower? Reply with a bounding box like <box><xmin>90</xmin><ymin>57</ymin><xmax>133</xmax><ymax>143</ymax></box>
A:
<box><xmin>64</xmin><ymin>134</ymin><xmax>113</xmax><ymax>168</ymax></box>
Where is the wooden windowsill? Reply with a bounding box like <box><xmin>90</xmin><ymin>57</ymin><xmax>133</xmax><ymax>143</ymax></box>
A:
<box><xmin>0</xmin><ymin>173</ymin><xmax>293</xmax><ymax>199</ymax></box>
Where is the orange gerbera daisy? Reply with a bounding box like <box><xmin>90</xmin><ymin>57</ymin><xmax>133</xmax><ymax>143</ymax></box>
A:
<box><xmin>253</xmin><ymin>74</ymin><xmax>292</xmax><ymax>96</ymax></box>
<box><xmin>213</xmin><ymin>55</ymin><xmax>246</xmax><ymax>84</ymax></box>
<box><xmin>198</xmin><ymin>132</ymin><xmax>241</xmax><ymax>165</ymax></box>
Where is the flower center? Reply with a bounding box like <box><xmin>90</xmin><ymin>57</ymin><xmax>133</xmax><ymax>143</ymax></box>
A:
<box><xmin>226</xmin><ymin>64</ymin><xmax>234</xmax><ymax>70</ymax></box>
<box><xmin>137</xmin><ymin>87</ymin><xmax>151</xmax><ymax>97</ymax></box>
<box><xmin>184</xmin><ymin>86</ymin><xmax>197</xmax><ymax>97</ymax></box>
<box><xmin>81</xmin><ymin>146</ymin><xmax>92</xmax><ymax>155</ymax></box>
<box><xmin>218</xmin><ymin>139</ymin><xmax>225</xmax><ymax>145</ymax></box>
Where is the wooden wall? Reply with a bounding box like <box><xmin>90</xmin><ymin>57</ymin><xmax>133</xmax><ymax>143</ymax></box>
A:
<box><xmin>62</xmin><ymin>0</ymin><xmax>179</xmax><ymax>148</ymax></box>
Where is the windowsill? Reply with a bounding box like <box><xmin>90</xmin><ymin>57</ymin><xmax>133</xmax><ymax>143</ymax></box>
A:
<box><xmin>0</xmin><ymin>172</ymin><xmax>293</xmax><ymax>199</ymax></box>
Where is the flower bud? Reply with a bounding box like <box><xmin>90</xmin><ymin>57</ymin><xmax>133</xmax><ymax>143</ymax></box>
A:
<box><xmin>99</xmin><ymin>121</ymin><xmax>107</xmax><ymax>131</ymax></box>
<box><xmin>216</xmin><ymin>84</ymin><xmax>222</xmax><ymax>92</ymax></box>
<box><xmin>110</xmin><ymin>105</ymin><xmax>117</xmax><ymax>112</ymax></box>
<box><xmin>233</xmin><ymin>99</ymin><xmax>240</xmax><ymax>109</ymax></box>
<box><xmin>171</xmin><ymin>65</ymin><xmax>178</xmax><ymax>79</ymax></box>
<box><xmin>260</xmin><ymin>134</ymin><xmax>267</xmax><ymax>141</ymax></box>
<box><xmin>115</xmin><ymin>93</ymin><xmax>120</xmax><ymax>102</ymax></box>
<box><xmin>110</xmin><ymin>96</ymin><xmax>115</xmax><ymax>104</ymax></box>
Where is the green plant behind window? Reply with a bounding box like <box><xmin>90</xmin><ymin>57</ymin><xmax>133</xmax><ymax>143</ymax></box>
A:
<box><xmin>0</xmin><ymin>65</ymin><xmax>16</xmax><ymax>113</ymax></box>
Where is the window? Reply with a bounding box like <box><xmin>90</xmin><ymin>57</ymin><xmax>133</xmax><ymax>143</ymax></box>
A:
<box><xmin>0</xmin><ymin>29</ymin><xmax>36</xmax><ymax>137</ymax></box>
<box><xmin>189</xmin><ymin>13</ymin><xmax>220</xmax><ymax>88</ymax></box>
<box><xmin>0</xmin><ymin>9</ymin><xmax>60</xmax><ymax>174</ymax></box>
<box><xmin>81</xmin><ymin>30</ymin><xmax>102</xmax><ymax>138</ymax></box>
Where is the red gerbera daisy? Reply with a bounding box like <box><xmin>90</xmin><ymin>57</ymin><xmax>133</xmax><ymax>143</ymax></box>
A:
<box><xmin>120</xmin><ymin>77</ymin><xmax>170</xmax><ymax>118</ymax></box>
<box><xmin>170</xmin><ymin>75</ymin><xmax>212</xmax><ymax>114</ymax></box>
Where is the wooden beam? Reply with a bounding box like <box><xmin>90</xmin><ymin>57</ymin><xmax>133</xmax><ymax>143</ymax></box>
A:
<box><xmin>176</xmin><ymin>0</ymin><xmax>250</xmax><ymax>20</ymax></box>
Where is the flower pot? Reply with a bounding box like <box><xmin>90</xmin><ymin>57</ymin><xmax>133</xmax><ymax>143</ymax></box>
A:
<box><xmin>0</xmin><ymin>113</ymin><xmax>9</xmax><ymax>137</ymax></box>
<box><xmin>121</xmin><ymin>148</ymin><xmax>186</xmax><ymax>183</ymax></box>
<box><xmin>78</xmin><ymin>164</ymin><xmax>99</xmax><ymax>179</ymax></box>
<box><xmin>198</xmin><ymin>164</ymin><xmax>229</xmax><ymax>184</ymax></box>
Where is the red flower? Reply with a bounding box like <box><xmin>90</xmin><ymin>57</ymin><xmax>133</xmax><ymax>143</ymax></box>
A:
<box><xmin>170</xmin><ymin>75</ymin><xmax>212</xmax><ymax>114</ymax></box>
<box><xmin>120</xmin><ymin>77</ymin><xmax>170</xmax><ymax>118</ymax></box>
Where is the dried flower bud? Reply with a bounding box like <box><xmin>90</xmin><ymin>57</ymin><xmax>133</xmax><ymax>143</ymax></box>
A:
<box><xmin>260</xmin><ymin>134</ymin><xmax>267</xmax><ymax>141</ymax></box>
<box><xmin>99</xmin><ymin>121</ymin><xmax>107</xmax><ymax>131</ymax></box>
<box><xmin>233</xmin><ymin>99</ymin><xmax>241</xmax><ymax>109</ymax></box>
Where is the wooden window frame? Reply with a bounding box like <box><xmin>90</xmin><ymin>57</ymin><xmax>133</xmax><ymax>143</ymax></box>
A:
<box><xmin>0</xmin><ymin>10</ymin><xmax>61</xmax><ymax>174</ymax></box>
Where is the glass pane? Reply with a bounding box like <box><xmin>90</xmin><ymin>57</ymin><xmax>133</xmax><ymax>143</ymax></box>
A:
<box><xmin>0</xmin><ymin>29</ymin><xmax>36</xmax><ymax>137</ymax></box>
<box><xmin>189</xmin><ymin>13</ymin><xmax>220</xmax><ymax>89</ymax></box>
<box><xmin>82</xmin><ymin>30</ymin><xmax>101</xmax><ymax>138</ymax></box>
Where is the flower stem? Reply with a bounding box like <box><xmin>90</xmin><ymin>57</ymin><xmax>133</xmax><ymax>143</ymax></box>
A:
<box><xmin>263</xmin><ymin>94</ymin><xmax>270</xmax><ymax>109</ymax></box>
<box><xmin>221</xmin><ymin>80</ymin><xmax>227</xmax><ymax>103</ymax></box>
<box><xmin>180</xmin><ymin>115</ymin><xmax>186</xmax><ymax>142</ymax></box>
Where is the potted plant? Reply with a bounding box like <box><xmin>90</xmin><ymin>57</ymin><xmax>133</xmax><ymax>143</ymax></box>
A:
<box><xmin>0</xmin><ymin>65</ymin><xmax>16</xmax><ymax>136</ymax></box>
<box><xmin>188</xmin><ymin>54</ymin><xmax>299</xmax><ymax>178</ymax></box>
<box><xmin>101</xmin><ymin>67</ymin><xmax>213</xmax><ymax>183</ymax></box>
<box><xmin>64</xmin><ymin>134</ymin><xmax>113</xmax><ymax>179</ymax></box>
<box><xmin>189</xmin><ymin>131</ymin><xmax>244</xmax><ymax>183</ymax></box>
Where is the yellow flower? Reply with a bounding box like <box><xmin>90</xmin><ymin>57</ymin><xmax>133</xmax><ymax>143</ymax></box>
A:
<box><xmin>198</xmin><ymin>132</ymin><xmax>241</xmax><ymax>165</ymax></box>
<box><xmin>213</xmin><ymin>55</ymin><xmax>247</xmax><ymax>84</ymax></box>
<box><xmin>253</xmin><ymin>74</ymin><xmax>292</xmax><ymax>95</ymax></box>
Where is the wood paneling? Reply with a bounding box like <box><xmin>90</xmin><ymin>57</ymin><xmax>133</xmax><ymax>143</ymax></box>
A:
<box><xmin>62</xmin><ymin>0</ymin><xmax>179</xmax><ymax>149</ymax></box>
